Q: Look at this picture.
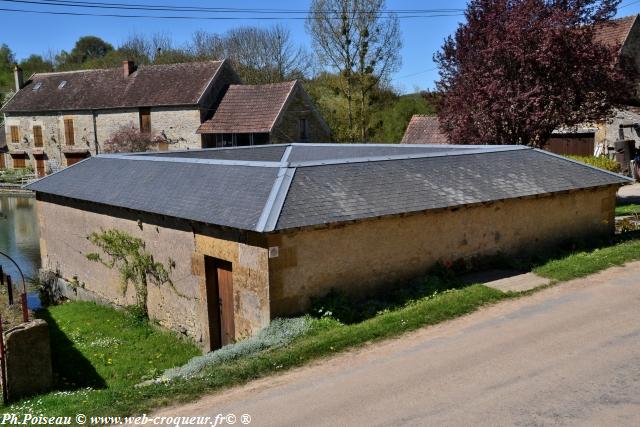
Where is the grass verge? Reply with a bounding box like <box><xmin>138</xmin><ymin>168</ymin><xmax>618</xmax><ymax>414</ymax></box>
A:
<box><xmin>533</xmin><ymin>237</ymin><xmax>640</xmax><ymax>281</ymax></box>
<box><xmin>615</xmin><ymin>203</ymin><xmax>640</xmax><ymax>217</ymax></box>
<box><xmin>4</xmin><ymin>237</ymin><xmax>640</xmax><ymax>419</ymax></box>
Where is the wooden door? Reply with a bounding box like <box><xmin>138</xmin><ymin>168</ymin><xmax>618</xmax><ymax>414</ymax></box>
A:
<box><xmin>204</xmin><ymin>258</ymin><xmax>235</xmax><ymax>350</ymax></box>
<box><xmin>35</xmin><ymin>156</ymin><xmax>45</xmax><ymax>177</ymax></box>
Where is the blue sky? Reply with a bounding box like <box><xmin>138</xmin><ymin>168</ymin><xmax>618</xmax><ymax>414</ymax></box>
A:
<box><xmin>1</xmin><ymin>0</ymin><xmax>639</xmax><ymax>93</ymax></box>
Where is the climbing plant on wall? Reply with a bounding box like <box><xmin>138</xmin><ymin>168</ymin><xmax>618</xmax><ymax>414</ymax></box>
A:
<box><xmin>85</xmin><ymin>228</ymin><xmax>175</xmax><ymax>318</ymax></box>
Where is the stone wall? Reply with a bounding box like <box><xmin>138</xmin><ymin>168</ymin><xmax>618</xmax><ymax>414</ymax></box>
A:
<box><xmin>4</xmin><ymin>111</ymin><xmax>96</xmax><ymax>168</ymax></box>
<box><xmin>271</xmin><ymin>86</ymin><xmax>331</xmax><ymax>144</ymax></box>
<box><xmin>37</xmin><ymin>197</ymin><xmax>204</xmax><ymax>340</ymax></box>
<box><xmin>267</xmin><ymin>186</ymin><xmax>618</xmax><ymax>316</ymax></box>
<box><xmin>36</xmin><ymin>196</ymin><xmax>270</xmax><ymax>348</ymax></box>
<box><xmin>4</xmin><ymin>319</ymin><xmax>53</xmax><ymax>401</ymax></box>
<box><xmin>193</xmin><ymin>235</ymin><xmax>270</xmax><ymax>349</ymax></box>
<box><xmin>150</xmin><ymin>107</ymin><xmax>202</xmax><ymax>150</ymax></box>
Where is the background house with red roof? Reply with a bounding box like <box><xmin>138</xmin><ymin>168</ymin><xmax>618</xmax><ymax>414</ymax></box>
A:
<box><xmin>401</xmin><ymin>115</ymin><xmax>449</xmax><ymax>145</ymax></box>
<box><xmin>197</xmin><ymin>81</ymin><xmax>331</xmax><ymax>147</ymax></box>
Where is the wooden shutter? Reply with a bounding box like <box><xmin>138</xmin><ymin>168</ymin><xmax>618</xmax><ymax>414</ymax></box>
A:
<box><xmin>33</xmin><ymin>125</ymin><xmax>43</xmax><ymax>147</ymax></box>
<box><xmin>0</xmin><ymin>154</ymin><xmax>5</xmax><ymax>169</ymax></box>
<box><xmin>10</xmin><ymin>126</ymin><xmax>19</xmax><ymax>143</ymax></box>
<box><xmin>64</xmin><ymin>119</ymin><xmax>75</xmax><ymax>145</ymax></box>
<box><xmin>140</xmin><ymin>108</ymin><xmax>151</xmax><ymax>133</ymax></box>
<box><xmin>12</xmin><ymin>155</ymin><xmax>25</xmax><ymax>168</ymax></box>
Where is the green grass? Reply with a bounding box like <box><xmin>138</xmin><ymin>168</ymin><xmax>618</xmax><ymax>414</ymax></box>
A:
<box><xmin>533</xmin><ymin>238</ymin><xmax>640</xmax><ymax>281</ymax></box>
<box><xmin>616</xmin><ymin>203</ymin><xmax>640</xmax><ymax>217</ymax></box>
<box><xmin>6</xmin><ymin>237</ymin><xmax>640</xmax><ymax>419</ymax></box>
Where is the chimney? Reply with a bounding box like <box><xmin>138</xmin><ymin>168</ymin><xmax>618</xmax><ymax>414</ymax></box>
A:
<box><xmin>123</xmin><ymin>60</ymin><xmax>135</xmax><ymax>78</ymax></box>
<box><xmin>14</xmin><ymin>64</ymin><xmax>24</xmax><ymax>91</ymax></box>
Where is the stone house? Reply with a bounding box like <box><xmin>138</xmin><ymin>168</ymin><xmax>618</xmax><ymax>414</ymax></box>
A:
<box><xmin>401</xmin><ymin>115</ymin><xmax>449</xmax><ymax>144</ymax></box>
<box><xmin>0</xmin><ymin>60</ymin><xmax>240</xmax><ymax>175</ymax></box>
<box><xmin>546</xmin><ymin>15</ymin><xmax>640</xmax><ymax>157</ymax></box>
<box><xmin>197</xmin><ymin>81</ymin><xmax>331</xmax><ymax>147</ymax></box>
<box><xmin>0</xmin><ymin>60</ymin><xmax>329</xmax><ymax>175</ymax></box>
<box><xmin>26</xmin><ymin>143</ymin><xmax>629</xmax><ymax>350</ymax></box>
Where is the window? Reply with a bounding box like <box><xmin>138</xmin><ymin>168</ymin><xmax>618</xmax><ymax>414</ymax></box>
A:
<box><xmin>299</xmin><ymin>118</ymin><xmax>309</xmax><ymax>141</ymax></box>
<box><xmin>33</xmin><ymin>125</ymin><xmax>43</xmax><ymax>147</ymax></box>
<box><xmin>10</xmin><ymin>126</ymin><xmax>19</xmax><ymax>143</ymax></box>
<box><xmin>252</xmin><ymin>133</ymin><xmax>270</xmax><ymax>145</ymax></box>
<box><xmin>58</xmin><ymin>80</ymin><xmax>67</xmax><ymax>89</ymax></box>
<box><xmin>139</xmin><ymin>108</ymin><xmax>151</xmax><ymax>133</ymax></box>
<box><xmin>11</xmin><ymin>154</ymin><xmax>26</xmax><ymax>169</ymax></box>
<box><xmin>215</xmin><ymin>134</ymin><xmax>234</xmax><ymax>148</ymax></box>
<box><xmin>64</xmin><ymin>118</ymin><xmax>75</xmax><ymax>145</ymax></box>
<box><xmin>236</xmin><ymin>134</ymin><xmax>251</xmax><ymax>147</ymax></box>
<box><xmin>65</xmin><ymin>152</ymin><xmax>89</xmax><ymax>166</ymax></box>
<box><xmin>32</xmin><ymin>82</ymin><xmax>42</xmax><ymax>91</ymax></box>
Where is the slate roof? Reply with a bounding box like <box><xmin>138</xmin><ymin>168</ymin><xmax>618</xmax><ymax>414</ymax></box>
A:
<box><xmin>26</xmin><ymin>143</ymin><xmax>631</xmax><ymax>232</ymax></box>
<box><xmin>401</xmin><ymin>115</ymin><xmax>449</xmax><ymax>144</ymax></box>
<box><xmin>1</xmin><ymin>61</ymin><xmax>224</xmax><ymax>113</ymax></box>
<box><xmin>197</xmin><ymin>81</ymin><xmax>296</xmax><ymax>133</ymax></box>
<box><xmin>594</xmin><ymin>15</ymin><xmax>637</xmax><ymax>49</ymax></box>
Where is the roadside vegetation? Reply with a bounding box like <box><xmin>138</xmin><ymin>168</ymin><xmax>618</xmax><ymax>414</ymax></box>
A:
<box><xmin>616</xmin><ymin>203</ymin><xmax>640</xmax><ymax>216</ymax></box>
<box><xmin>4</xmin><ymin>232</ymin><xmax>640</xmax><ymax>418</ymax></box>
<box><xmin>566</xmin><ymin>155</ymin><xmax>621</xmax><ymax>173</ymax></box>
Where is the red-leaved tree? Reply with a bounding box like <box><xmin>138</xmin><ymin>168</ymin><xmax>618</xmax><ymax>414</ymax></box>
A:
<box><xmin>435</xmin><ymin>0</ymin><xmax>632</xmax><ymax>146</ymax></box>
<box><xmin>102</xmin><ymin>125</ymin><xmax>166</xmax><ymax>153</ymax></box>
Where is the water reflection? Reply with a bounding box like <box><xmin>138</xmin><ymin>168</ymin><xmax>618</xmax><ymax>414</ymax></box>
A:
<box><xmin>0</xmin><ymin>194</ymin><xmax>41</xmax><ymax>287</ymax></box>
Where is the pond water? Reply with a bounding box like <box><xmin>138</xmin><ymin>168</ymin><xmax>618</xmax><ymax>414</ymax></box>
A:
<box><xmin>0</xmin><ymin>194</ymin><xmax>42</xmax><ymax>309</ymax></box>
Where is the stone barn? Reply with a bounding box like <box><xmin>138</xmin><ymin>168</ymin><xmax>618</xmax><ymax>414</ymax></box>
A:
<box><xmin>26</xmin><ymin>144</ymin><xmax>630</xmax><ymax>350</ymax></box>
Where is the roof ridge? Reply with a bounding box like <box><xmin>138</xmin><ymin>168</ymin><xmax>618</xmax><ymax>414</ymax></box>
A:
<box><xmin>30</xmin><ymin>60</ymin><xmax>224</xmax><ymax>78</ymax></box>
<box><xmin>290</xmin><ymin>146</ymin><xmax>528</xmax><ymax>168</ymax></box>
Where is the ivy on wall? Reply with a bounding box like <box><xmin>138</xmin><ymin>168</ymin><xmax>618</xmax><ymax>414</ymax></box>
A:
<box><xmin>85</xmin><ymin>228</ymin><xmax>175</xmax><ymax>318</ymax></box>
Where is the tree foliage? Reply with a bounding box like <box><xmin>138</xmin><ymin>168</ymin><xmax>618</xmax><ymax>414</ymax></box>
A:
<box><xmin>435</xmin><ymin>0</ymin><xmax>630</xmax><ymax>146</ymax></box>
<box><xmin>306</xmin><ymin>0</ymin><xmax>402</xmax><ymax>141</ymax></box>
<box><xmin>102</xmin><ymin>125</ymin><xmax>165</xmax><ymax>154</ymax></box>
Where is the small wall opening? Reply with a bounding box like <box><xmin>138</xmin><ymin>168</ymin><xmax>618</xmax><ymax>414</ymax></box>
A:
<box><xmin>203</xmin><ymin>257</ymin><xmax>234</xmax><ymax>351</ymax></box>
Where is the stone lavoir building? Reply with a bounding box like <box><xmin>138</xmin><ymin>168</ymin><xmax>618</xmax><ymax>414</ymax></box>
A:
<box><xmin>0</xmin><ymin>60</ymin><xmax>329</xmax><ymax>175</ymax></box>
<box><xmin>27</xmin><ymin>143</ymin><xmax>629</xmax><ymax>350</ymax></box>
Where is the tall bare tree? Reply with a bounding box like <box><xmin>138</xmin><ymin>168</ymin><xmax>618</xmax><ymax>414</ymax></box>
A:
<box><xmin>306</xmin><ymin>0</ymin><xmax>401</xmax><ymax>140</ymax></box>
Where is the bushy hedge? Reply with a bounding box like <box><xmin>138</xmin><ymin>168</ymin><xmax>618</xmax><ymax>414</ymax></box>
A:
<box><xmin>566</xmin><ymin>155</ymin><xmax>621</xmax><ymax>173</ymax></box>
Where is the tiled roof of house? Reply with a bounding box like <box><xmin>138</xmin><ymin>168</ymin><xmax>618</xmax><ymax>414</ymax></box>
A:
<box><xmin>197</xmin><ymin>81</ymin><xmax>296</xmax><ymax>133</ymax></box>
<box><xmin>1</xmin><ymin>60</ymin><xmax>224</xmax><ymax>113</ymax></box>
<box><xmin>594</xmin><ymin>15</ymin><xmax>637</xmax><ymax>48</ymax></box>
<box><xmin>26</xmin><ymin>143</ymin><xmax>631</xmax><ymax>232</ymax></box>
<box><xmin>401</xmin><ymin>115</ymin><xmax>449</xmax><ymax>144</ymax></box>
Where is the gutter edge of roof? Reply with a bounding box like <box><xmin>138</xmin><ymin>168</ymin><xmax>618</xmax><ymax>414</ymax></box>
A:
<box><xmin>271</xmin><ymin>182</ymin><xmax>627</xmax><ymax>233</ymax></box>
<box><xmin>532</xmin><ymin>148</ymin><xmax>634</xmax><ymax>183</ymax></box>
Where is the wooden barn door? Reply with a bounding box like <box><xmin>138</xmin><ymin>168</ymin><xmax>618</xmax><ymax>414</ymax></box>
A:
<box><xmin>204</xmin><ymin>258</ymin><xmax>235</xmax><ymax>350</ymax></box>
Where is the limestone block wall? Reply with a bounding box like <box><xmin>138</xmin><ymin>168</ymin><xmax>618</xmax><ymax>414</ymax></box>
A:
<box><xmin>192</xmin><ymin>235</ymin><xmax>270</xmax><ymax>348</ymax></box>
<box><xmin>36</xmin><ymin>198</ymin><xmax>203</xmax><ymax>340</ymax></box>
<box><xmin>267</xmin><ymin>187</ymin><xmax>618</xmax><ymax>316</ymax></box>
<box><xmin>36</xmin><ymin>196</ymin><xmax>271</xmax><ymax>347</ymax></box>
<box><xmin>94</xmin><ymin>109</ymin><xmax>139</xmax><ymax>146</ymax></box>
<box><xmin>4</xmin><ymin>112</ymin><xmax>96</xmax><ymax>168</ymax></box>
<box><xmin>271</xmin><ymin>89</ymin><xmax>331</xmax><ymax>144</ymax></box>
<box><xmin>150</xmin><ymin>107</ymin><xmax>202</xmax><ymax>150</ymax></box>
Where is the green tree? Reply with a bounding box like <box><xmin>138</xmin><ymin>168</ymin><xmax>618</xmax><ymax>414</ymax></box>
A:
<box><xmin>19</xmin><ymin>54</ymin><xmax>54</xmax><ymax>76</ymax></box>
<box><xmin>57</xmin><ymin>36</ymin><xmax>114</xmax><ymax>69</ymax></box>
<box><xmin>306</xmin><ymin>0</ymin><xmax>402</xmax><ymax>141</ymax></box>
